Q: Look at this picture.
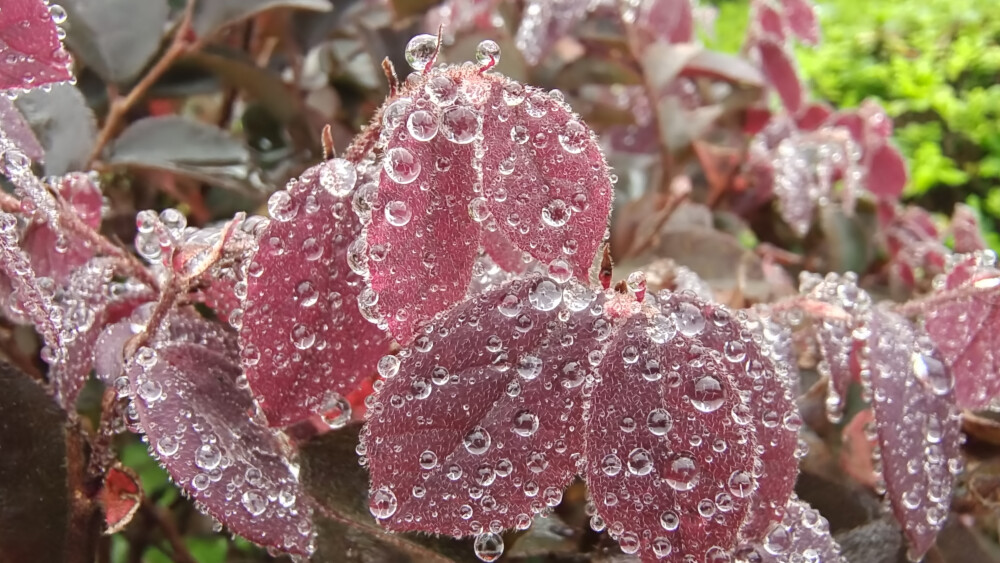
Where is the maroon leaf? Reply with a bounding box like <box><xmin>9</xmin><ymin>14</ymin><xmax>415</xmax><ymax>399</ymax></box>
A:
<box><xmin>23</xmin><ymin>172</ymin><xmax>104</xmax><ymax>284</ymax></box>
<box><xmin>757</xmin><ymin>40</ymin><xmax>803</xmax><ymax>114</ymax></box>
<box><xmin>951</xmin><ymin>204</ymin><xmax>987</xmax><ymax>253</ymax></box>
<box><xmin>242</xmin><ymin>161</ymin><xmax>391</xmax><ymax>427</ymax></box>
<box><xmin>587</xmin><ymin>291</ymin><xmax>793</xmax><ymax>560</ymax></box>
<box><xmin>866</xmin><ymin>143</ymin><xmax>907</xmax><ymax>200</ymax></box>
<box><xmin>756</xmin><ymin>3</ymin><xmax>786</xmax><ymax>41</ymax></box>
<box><xmin>0</xmin><ymin>0</ymin><xmax>73</xmax><ymax>91</ymax></box>
<box><xmin>779</xmin><ymin>0</ymin><xmax>819</xmax><ymax>45</ymax></box>
<box><xmin>923</xmin><ymin>252</ymin><xmax>1000</xmax><ymax>409</ymax></box>
<box><xmin>0</xmin><ymin>96</ymin><xmax>43</xmax><ymax>160</ymax></box>
<box><xmin>738</xmin><ymin>497</ymin><xmax>845</xmax><ymax>562</ymax></box>
<box><xmin>363</xmin><ymin>275</ymin><xmax>604</xmax><ymax>535</ymax></box>
<box><xmin>795</xmin><ymin>103</ymin><xmax>833</xmax><ymax>131</ymax></box>
<box><xmin>126</xmin><ymin>316</ymin><xmax>313</xmax><ymax>554</ymax></box>
<box><xmin>0</xmin><ymin>211</ymin><xmax>62</xmax><ymax>354</ymax></box>
<box><xmin>626</xmin><ymin>0</ymin><xmax>694</xmax><ymax>45</ymax></box>
<box><xmin>864</xmin><ymin>307</ymin><xmax>962</xmax><ymax>560</ymax></box>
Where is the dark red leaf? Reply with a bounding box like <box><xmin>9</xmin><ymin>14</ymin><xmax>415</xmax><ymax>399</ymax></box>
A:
<box><xmin>0</xmin><ymin>96</ymin><xmax>43</xmax><ymax>159</ymax></box>
<box><xmin>865</xmin><ymin>143</ymin><xmax>907</xmax><ymax>200</ymax></box>
<box><xmin>923</xmin><ymin>252</ymin><xmax>1000</xmax><ymax>409</ymax></box>
<box><xmin>628</xmin><ymin>0</ymin><xmax>694</xmax><ymax>44</ymax></box>
<box><xmin>0</xmin><ymin>211</ymin><xmax>62</xmax><ymax>353</ymax></box>
<box><xmin>242</xmin><ymin>161</ymin><xmax>391</xmax><ymax>427</ymax></box>
<box><xmin>757</xmin><ymin>40</ymin><xmax>803</xmax><ymax>113</ymax></box>
<box><xmin>738</xmin><ymin>498</ymin><xmax>845</xmax><ymax>562</ymax></box>
<box><xmin>830</xmin><ymin>112</ymin><xmax>865</xmax><ymax>144</ymax></box>
<box><xmin>756</xmin><ymin>3</ymin><xmax>786</xmax><ymax>41</ymax></box>
<box><xmin>23</xmin><ymin>173</ymin><xmax>104</xmax><ymax>284</ymax></box>
<box><xmin>0</xmin><ymin>0</ymin><xmax>73</xmax><ymax>90</ymax></box>
<box><xmin>363</xmin><ymin>275</ymin><xmax>604</xmax><ymax>535</ymax></box>
<box><xmin>126</xmin><ymin>317</ymin><xmax>313</xmax><ymax>554</ymax></box>
<box><xmin>858</xmin><ymin>99</ymin><xmax>893</xmax><ymax>139</ymax></box>
<box><xmin>865</xmin><ymin>308</ymin><xmax>961</xmax><ymax>560</ymax></box>
<box><xmin>795</xmin><ymin>103</ymin><xmax>833</xmax><ymax>131</ymax></box>
<box><xmin>951</xmin><ymin>204</ymin><xmax>987</xmax><ymax>253</ymax></box>
<box><xmin>779</xmin><ymin>0</ymin><xmax>819</xmax><ymax>45</ymax></box>
<box><xmin>101</xmin><ymin>464</ymin><xmax>142</xmax><ymax>534</ymax></box>
<box><xmin>514</xmin><ymin>0</ymin><xmax>592</xmax><ymax>65</ymax></box>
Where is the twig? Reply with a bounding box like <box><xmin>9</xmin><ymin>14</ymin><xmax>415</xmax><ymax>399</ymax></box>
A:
<box><xmin>85</xmin><ymin>0</ymin><xmax>196</xmax><ymax>167</ymax></box>
<box><xmin>142</xmin><ymin>503</ymin><xmax>196</xmax><ymax>563</ymax></box>
<box><xmin>310</xmin><ymin>501</ymin><xmax>455</xmax><ymax>563</ymax></box>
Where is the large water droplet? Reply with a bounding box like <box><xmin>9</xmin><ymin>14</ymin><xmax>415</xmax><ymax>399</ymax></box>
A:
<box><xmin>691</xmin><ymin>376</ymin><xmax>725</xmax><ymax>413</ymax></box>
<box><xmin>473</xmin><ymin>532</ymin><xmax>504</xmax><ymax>562</ymax></box>
<box><xmin>369</xmin><ymin>486</ymin><xmax>398</xmax><ymax>519</ymax></box>
<box><xmin>441</xmin><ymin>106</ymin><xmax>481</xmax><ymax>144</ymax></box>
<box><xmin>512</xmin><ymin>410</ymin><xmax>539</xmax><ymax>437</ymax></box>
<box><xmin>542</xmin><ymin>199</ymin><xmax>571</xmax><ymax>227</ymax></box>
<box><xmin>384</xmin><ymin>148</ymin><xmax>421</xmax><ymax>184</ymax></box>
<box><xmin>407</xmin><ymin>110</ymin><xmax>439</xmax><ymax>141</ymax></box>
<box><xmin>241</xmin><ymin>490</ymin><xmax>268</xmax><ymax>516</ymax></box>
<box><xmin>319</xmin><ymin>158</ymin><xmax>357</xmax><ymax>196</ymax></box>
<box><xmin>475</xmin><ymin>40</ymin><xmax>501</xmax><ymax>66</ymax></box>
<box><xmin>464</xmin><ymin>426</ymin><xmax>492</xmax><ymax>455</ymax></box>
<box><xmin>405</xmin><ymin>34</ymin><xmax>437</xmax><ymax>70</ymax></box>
<box><xmin>663</xmin><ymin>454</ymin><xmax>699</xmax><ymax>491</ymax></box>
<box><xmin>267</xmin><ymin>191</ymin><xmax>297</xmax><ymax>222</ymax></box>
<box><xmin>647</xmin><ymin>408</ymin><xmax>673</xmax><ymax>436</ymax></box>
<box><xmin>384</xmin><ymin>200</ymin><xmax>412</xmax><ymax>227</ymax></box>
<box><xmin>517</xmin><ymin>355</ymin><xmax>543</xmax><ymax>380</ymax></box>
<box><xmin>601</xmin><ymin>453</ymin><xmax>622</xmax><ymax>476</ymax></box>
<box><xmin>558</xmin><ymin>120</ymin><xmax>588</xmax><ymax>154</ymax></box>
<box><xmin>195</xmin><ymin>444</ymin><xmax>221</xmax><ymax>471</ymax></box>
<box><xmin>529</xmin><ymin>279</ymin><xmax>562</xmax><ymax>311</ymax></box>
<box><xmin>627</xmin><ymin>447</ymin><xmax>654</xmax><ymax>476</ymax></box>
<box><xmin>676</xmin><ymin>302</ymin><xmax>706</xmax><ymax>337</ymax></box>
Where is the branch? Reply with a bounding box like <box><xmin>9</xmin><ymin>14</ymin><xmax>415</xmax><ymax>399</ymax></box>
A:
<box><xmin>310</xmin><ymin>501</ymin><xmax>455</xmax><ymax>563</ymax></box>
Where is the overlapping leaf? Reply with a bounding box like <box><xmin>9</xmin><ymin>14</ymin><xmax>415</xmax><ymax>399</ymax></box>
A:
<box><xmin>737</xmin><ymin>497</ymin><xmax>845</xmax><ymax>563</ymax></box>
<box><xmin>241</xmin><ymin>161</ymin><xmax>391</xmax><ymax>427</ymax></box>
<box><xmin>125</xmin><ymin>311</ymin><xmax>313</xmax><ymax>554</ymax></box>
<box><xmin>864</xmin><ymin>307</ymin><xmax>962</xmax><ymax>560</ymax></box>
<box><xmin>362</xmin><ymin>64</ymin><xmax>612</xmax><ymax>343</ymax></box>
<box><xmin>0</xmin><ymin>0</ymin><xmax>73</xmax><ymax>90</ymax></box>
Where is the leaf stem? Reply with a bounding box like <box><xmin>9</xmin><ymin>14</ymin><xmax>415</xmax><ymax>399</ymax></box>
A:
<box><xmin>85</xmin><ymin>0</ymin><xmax>196</xmax><ymax>168</ymax></box>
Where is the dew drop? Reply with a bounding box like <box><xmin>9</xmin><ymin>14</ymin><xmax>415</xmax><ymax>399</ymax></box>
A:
<box><xmin>601</xmin><ymin>453</ymin><xmax>623</xmax><ymax>476</ymax></box>
<box><xmin>529</xmin><ymin>279</ymin><xmax>562</xmax><ymax>311</ymax></box>
<box><xmin>267</xmin><ymin>191</ymin><xmax>297</xmax><ymax>222</ymax></box>
<box><xmin>502</xmin><ymin>82</ymin><xmax>525</xmax><ymax>106</ymax></box>
<box><xmin>369</xmin><ymin>486</ymin><xmax>398</xmax><ymax>519</ymax></box>
<box><xmin>473</xmin><ymin>532</ymin><xmax>504</xmax><ymax>562</ymax></box>
<box><xmin>384</xmin><ymin>200</ymin><xmax>412</xmax><ymax>227</ymax></box>
<box><xmin>319</xmin><ymin>158</ymin><xmax>357</xmax><ymax>196</ymax></box>
<box><xmin>425</xmin><ymin>75</ymin><xmax>459</xmax><ymax>105</ymax></box>
<box><xmin>405</xmin><ymin>34</ymin><xmax>437</xmax><ymax>70</ymax></box>
<box><xmin>378</xmin><ymin>355</ymin><xmax>401</xmax><ymax>378</ymax></box>
<box><xmin>647</xmin><ymin>408</ymin><xmax>673</xmax><ymax>436</ymax></box>
<box><xmin>541</xmin><ymin>199</ymin><xmax>571</xmax><ymax>227</ymax></box>
<box><xmin>195</xmin><ymin>444</ymin><xmax>221</xmax><ymax>471</ymax></box>
<box><xmin>384</xmin><ymin>147</ymin><xmax>421</xmax><ymax>184</ymax></box>
<box><xmin>464</xmin><ymin>426</ymin><xmax>492</xmax><ymax>455</ymax></box>
<box><xmin>517</xmin><ymin>355</ymin><xmax>543</xmax><ymax>380</ymax></box>
<box><xmin>241</xmin><ymin>490</ymin><xmax>268</xmax><ymax>516</ymax></box>
<box><xmin>407</xmin><ymin>110</ymin><xmax>439</xmax><ymax>141</ymax></box>
<box><xmin>663</xmin><ymin>453</ymin><xmax>699</xmax><ymax>491</ymax></box>
<box><xmin>691</xmin><ymin>376</ymin><xmax>725</xmax><ymax>413</ymax></box>
<box><xmin>558</xmin><ymin>120</ymin><xmax>588</xmax><ymax>154</ymax></box>
<box><xmin>441</xmin><ymin>106</ymin><xmax>481</xmax><ymax>144</ymax></box>
<box><xmin>627</xmin><ymin>447</ymin><xmax>654</xmax><ymax>476</ymax></box>
<box><xmin>660</xmin><ymin>510</ymin><xmax>680</xmax><ymax>531</ymax></box>
<box><xmin>676</xmin><ymin>302</ymin><xmax>706</xmax><ymax>337</ymax></box>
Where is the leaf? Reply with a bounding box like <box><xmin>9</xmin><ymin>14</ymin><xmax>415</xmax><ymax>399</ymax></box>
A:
<box><xmin>0</xmin><ymin>211</ymin><xmax>63</xmax><ymax>353</ymax></box>
<box><xmin>0</xmin><ymin>96</ymin><xmax>43</xmax><ymax>160</ymax></box>
<box><xmin>738</xmin><ymin>498</ymin><xmax>845</xmax><ymax>562</ymax></box>
<box><xmin>0</xmin><ymin>361</ymin><xmax>88</xmax><ymax>563</ymax></box>
<box><xmin>950</xmin><ymin>204</ymin><xmax>987</xmax><ymax>254</ymax></box>
<box><xmin>107</xmin><ymin>116</ymin><xmax>259</xmax><ymax>192</ymax></box>
<box><xmin>779</xmin><ymin>0</ymin><xmax>819</xmax><ymax>45</ymax></box>
<box><xmin>866</xmin><ymin>143</ymin><xmax>907</xmax><ymax>200</ymax></box>
<box><xmin>756</xmin><ymin>40</ymin><xmax>802</xmax><ymax>114</ymax></box>
<box><xmin>363</xmin><ymin>275</ymin><xmax>604</xmax><ymax>535</ymax></box>
<box><xmin>922</xmin><ymin>252</ymin><xmax>1000</xmax><ymax>409</ymax></box>
<box><xmin>13</xmin><ymin>83</ymin><xmax>97</xmax><ymax>175</ymax></box>
<box><xmin>101</xmin><ymin>464</ymin><xmax>143</xmax><ymax>534</ymax></box>
<box><xmin>514</xmin><ymin>0</ymin><xmax>592</xmax><ymax>66</ymax></box>
<box><xmin>364</xmin><ymin>67</ymin><xmax>611</xmax><ymax>343</ymax></box>
<box><xmin>640</xmin><ymin>42</ymin><xmax>703</xmax><ymax>93</ymax></box>
<box><xmin>795</xmin><ymin>103</ymin><xmax>833</xmax><ymax>131</ymax></box>
<box><xmin>682</xmin><ymin>50</ymin><xmax>766</xmax><ymax>87</ymax></box>
<box><xmin>625</xmin><ymin>0</ymin><xmax>693</xmax><ymax>45</ymax></box>
<box><xmin>60</xmin><ymin>0</ymin><xmax>169</xmax><ymax>84</ymax></box>
<box><xmin>125</xmin><ymin>314</ymin><xmax>313</xmax><ymax>554</ymax></box>
<box><xmin>864</xmin><ymin>307</ymin><xmax>961</xmax><ymax>560</ymax></box>
<box><xmin>0</xmin><ymin>0</ymin><xmax>73</xmax><ymax>91</ymax></box>
<box><xmin>755</xmin><ymin>3</ymin><xmax>786</xmax><ymax>41</ymax></box>
<box><xmin>241</xmin><ymin>161</ymin><xmax>391</xmax><ymax>427</ymax></box>
<box><xmin>840</xmin><ymin>408</ymin><xmax>878</xmax><ymax>489</ymax></box>
<box><xmin>192</xmin><ymin>0</ymin><xmax>333</xmax><ymax>39</ymax></box>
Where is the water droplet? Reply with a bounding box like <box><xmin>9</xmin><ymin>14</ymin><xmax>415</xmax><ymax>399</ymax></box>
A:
<box><xmin>601</xmin><ymin>453</ymin><xmax>623</xmax><ymax>476</ymax></box>
<box><xmin>475</xmin><ymin>40</ymin><xmax>501</xmax><ymax>67</ymax></box>
<box><xmin>407</xmin><ymin>110</ymin><xmax>439</xmax><ymax>141</ymax></box>
<box><xmin>660</xmin><ymin>510</ymin><xmax>680</xmax><ymax>531</ymax></box>
<box><xmin>512</xmin><ymin>410</ymin><xmax>539</xmax><ymax>437</ymax></box>
<box><xmin>291</xmin><ymin>324</ymin><xmax>316</xmax><ymax>350</ymax></box>
<box><xmin>647</xmin><ymin>408</ymin><xmax>672</xmax><ymax>436</ymax></box>
<box><xmin>542</xmin><ymin>199</ymin><xmax>571</xmax><ymax>227</ymax></box>
<box><xmin>384</xmin><ymin>148</ymin><xmax>421</xmax><ymax>184</ymax></box>
<box><xmin>663</xmin><ymin>454</ymin><xmax>699</xmax><ymax>491</ymax></box>
<box><xmin>267</xmin><ymin>191</ymin><xmax>297</xmax><ymax>222</ymax></box>
<box><xmin>547</xmin><ymin>258</ymin><xmax>573</xmax><ymax>283</ymax></box>
<box><xmin>510</xmin><ymin>124</ymin><xmax>529</xmax><ymax>144</ymax></box>
<box><xmin>525</xmin><ymin>92</ymin><xmax>548</xmax><ymax>118</ymax></box>
<box><xmin>156</xmin><ymin>435</ymin><xmax>179</xmax><ymax>457</ymax></box>
<box><xmin>676</xmin><ymin>302</ymin><xmax>706</xmax><ymax>337</ymax></box>
<box><xmin>691</xmin><ymin>376</ymin><xmax>725</xmax><ymax>413</ymax></box>
<box><xmin>319</xmin><ymin>158</ymin><xmax>357</xmax><ymax>196</ymax></box>
<box><xmin>517</xmin><ymin>355</ymin><xmax>543</xmax><ymax>380</ymax></box>
<box><xmin>529</xmin><ymin>279</ymin><xmax>562</xmax><ymax>311</ymax></box>
<box><xmin>195</xmin><ymin>444</ymin><xmax>221</xmax><ymax>471</ymax></box>
<box><xmin>441</xmin><ymin>106</ymin><xmax>481</xmax><ymax>144</ymax></box>
<box><xmin>473</xmin><ymin>532</ymin><xmax>504</xmax><ymax>562</ymax></box>
<box><xmin>464</xmin><ymin>426</ymin><xmax>492</xmax><ymax>455</ymax></box>
<box><xmin>558</xmin><ymin>120</ymin><xmax>588</xmax><ymax>154</ymax></box>
<box><xmin>728</xmin><ymin>470</ymin><xmax>755</xmax><ymax>498</ymax></box>
<box><xmin>627</xmin><ymin>448</ymin><xmax>654</xmax><ymax>475</ymax></box>
<box><xmin>405</xmin><ymin>34</ymin><xmax>437</xmax><ymax>70</ymax></box>
<box><xmin>503</xmin><ymin>82</ymin><xmax>525</xmax><ymax>106</ymax></box>
<box><xmin>369</xmin><ymin>486</ymin><xmax>398</xmax><ymax>519</ymax></box>
<box><xmin>378</xmin><ymin>355</ymin><xmax>401</xmax><ymax>378</ymax></box>
<box><xmin>50</xmin><ymin>4</ymin><xmax>68</xmax><ymax>24</ymax></box>
<box><xmin>242</xmin><ymin>490</ymin><xmax>268</xmax><ymax>516</ymax></box>
<box><xmin>724</xmin><ymin>340</ymin><xmax>747</xmax><ymax>362</ymax></box>
<box><xmin>385</xmin><ymin>200</ymin><xmax>412</xmax><ymax>227</ymax></box>
<box><xmin>652</xmin><ymin>537</ymin><xmax>673</xmax><ymax>557</ymax></box>
<box><xmin>296</xmin><ymin>281</ymin><xmax>318</xmax><ymax>307</ymax></box>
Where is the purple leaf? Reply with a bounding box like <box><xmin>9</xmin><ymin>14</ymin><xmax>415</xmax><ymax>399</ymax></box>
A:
<box><xmin>923</xmin><ymin>252</ymin><xmax>1000</xmax><ymax>410</ymax></box>
<box><xmin>864</xmin><ymin>307</ymin><xmax>961</xmax><ymax>560</ymax></box>
<box><xmin>126</xmin><ymin>316</ymin><xmax>313</xmax><ymax>554</ymax></box>
<box><xmin>0</xmin><ymin>0</ymin><xmax>73</xmax><ymax>91</ymax></box>
<box><xmin>362</xmin><ymin>275</ymin><xmax>604</xmax><ymax>535</ymax></box>
<box><xmin>738</xmin><ymin>497</ymin><xmax>845</xmax><ymax>562</ymax></box>
<box><xmin>0</xmin><ymin>96</ymin><xmax>43</xmax><ymax>160</ymax></box>
<box><xmin>757</xmin><ymin>40</ymin><xmax>803</xmax><ymax>114</ymax></box>
<box><xmin>865</xmin><ymin>143</ymin><xmax>908</xmax><ymax>200</ymax></box>
<box><xmin>951</xmin><ymin>204</ymin><xmax>987</xmax><ymax>254</ymax></box>
<box><xmin>23</xmin><ymin>172</ymin><xmax>104</xmax><ymax>283</ymax></box>
<box><xmin>779</xmin><ymin>0</ymin><xmax>819</xmax><ymax>45</ymax></box>
<box><xmin>242</xmin><ymin>161</ymin><xmax>391</xmax><ymax>427</ymax></box>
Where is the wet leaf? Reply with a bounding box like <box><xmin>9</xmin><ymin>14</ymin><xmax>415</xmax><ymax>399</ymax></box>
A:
<box><xmin>101</xmin><ymin>464</ymin><xmax>142</xmax><ymax>534</ymax></box>
<box><xmin>363</xmin><ymin>275</ymin><xmax>603</xmax><ymax>535</ymax></box>
<box><xmin>60</xmin><ymin>0</ymin><xmax>169</xmax><ymax>84</ymax></box>
<box><xmin>950</xmin><ymin>204</ymin><xmax>987</xmax><ymax>254</ymax></box>
<box><xmin>192</xmin><ymin>0</ymin><xmax>333</xmax><ymax>39</ymax></box>
<box><xmin>739</xmin><ymin>498</ymin><xmax>845</xmax><ymax>562</ymax></box>
<box><xmin>757</xmin><ymin>40</ymin><xmax>802</xmax><ymax>114</ymax></box>
<box><xmin>864</xmin><ymin>307</ymin><xmax>961</xmax><ymax>560</ymax></box>
<box><xmin>0</xmin><ymin>0</ymin><xmax>73</xmax><ymax>90</ymax></box>
<box><xmin>125</xmin><ymin>313</ymin><xmax>313</xmax><ymax>554</ymax></box>
<box><xmin>623</xmin><ymin>0</ymin><xmax>693</xmax><ymax>45</ymax></box>
<box><xmin>780</xmin><ymin>0</ymin><xmax>819</xmax><ymax>45</ymax></box>
<box><xmin>0</xmin><ymin>96</ymin><xmax>43</xmax><ymax>160</ymax></box>
<box><xmin>866</xmin><ymin>143</ymin><xmax>907</xmax><ymax>200</ymax></box>
<box><xmin>242</xmin><ymin>161</ymin><xmax>391</xmax><ymax>427</ymax></box>
<box><xmin>13</xmin><ymin>83</ymin><xmax>97</xmax><ymax>175</ymax></box>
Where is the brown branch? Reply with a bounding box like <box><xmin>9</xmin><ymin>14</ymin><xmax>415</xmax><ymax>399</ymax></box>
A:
<box><xmin>310</xmin><ymin>501</ymin><xmax>454</xmax><ymax>563</ymax></box>
<box><xmin>141</xmin><ymin>503</ymin><xmax>196</xmax><ymax>563</ymax></box>
<box><xmin>86</xmin><ymin>0</ymin><xmax>196</xmax><ymax>167</ymax></box>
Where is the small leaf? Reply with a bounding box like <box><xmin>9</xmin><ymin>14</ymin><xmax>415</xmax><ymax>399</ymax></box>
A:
<box><xmin>840</xmin><ymin>408</ymin><xmax>878</xmax><ymax>489</ymax></box>
<box><xmin>126</xmin><ymin>313</ymin><xmax>313</xmax><ymax>554</ymax></box>
<box><xmin>0</xmin><ymin>0</ymin><xmax>73</xmax><ymax>91</ymax></box>
<box><xmin>192</xmin><ymin>0</ymin><xmax>333</xmax><ymax>39</ymax></box>
<box><xmin>60</xmin><ymin>0</ymin><xmax>170</xmax><ymax>84</ymax></box>
<box><xmin>739</xmin><ymin>497</ymin><xmax>845</xmax><ymax>562</ymax></box>
<box><xmin>14</xmin><ymin>84</ymin><xmax>97</xmax><ymax>175</ymax></box>
<box><xmin>756</xmin><ymin>40</ymin><xmax>802</xmax><ymax>114</ymax></box>
<box><xmin>950</xmin><ymin>204</ymin><xmax>987</xmax><ymax>254</ymax></box>
<box><xmin>242</xmin><ymin>161</ymin><xmax>391</xmax><ymax>427</ymax></box>
<box><xmin>0</xmin><ymin>96</ymin><xmax>43</xmax><ymax>160</ymax></box>
<box><xmin>640</xmin><ymin>42</ymin><xmax>702</xmax><ymax>93</ymax></box>
<box><xmin>923</xmin><ymin>252</ymin><xmax>1000</xmax><ymax>409</ymax></box>
<box><xmin>363</xmin><ymin>275</ymin><xmax>603</xmax><ymax>535</ymax></box>
<box><xmin>795</xmin><ymin>103</ymin><xmax>832</xmax><ymax>131</ymax></box>
<box><xmin>683</xmin><ymin>50</ymin><xmax>766</xmax><ymax>87</ymax></box>
<box><xmin>101</xmin><ymin>464</ymin><xmax>143</xmax><ymax>534</ymax></box>
<box><xmin>864</xmin><ymin>307</ymin><xmax>961</xmax><ymax>560</ymax></box>
<box><xmin>0</xmin><ymin>361</ymin><xmax>86</xmax><ymax>563</ymax></box>
<box><xmin>0</xmin><ymin>211</ymin><xmax>63</xmax><ymax>354</ymax></box>
<box><xmin>107</xmin><ymin>116</ymin><xmax>259</xmax><ymax>192</ymax></box>
<box><xmin>626</xmin><ymin>0</ymin><xmax>694</xmax><ymax>44</ymax></box>
<box><xmin>755</xmin><ymin>3</ymin><xmax>786</xmax><ymax>41</ymax></box>
<box><xmin>779</xmin><ymin>0</ymin><xmax>819</xmax><ymax>45</ymax></box>
<box><xmin>865</xmin><ymin>143</ymin><xmax>907</xmax><ymax>200</ymax></box>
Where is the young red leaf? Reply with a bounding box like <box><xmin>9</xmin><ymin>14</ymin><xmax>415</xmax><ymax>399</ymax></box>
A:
<box><xmin>922</xmin><ymin>252</ymin><xmax>1000</xmax><ymax>409</ymax></box>
<box><xmin>864</xmin><ymin>307</ymin><xmax>962</xmax><ymax>560</ymax></box>
<box><xmin>950</xmin><ymin>204</ymin><xmax>987</xmax><ymax>254</ymax></box>
<box><xmin>779</xmin><ymin>0</ymin><xmax>820</xmax><ymax>45</ymax></box>
<box><xmin>757</xmin><ymin>40</ymin><xmax>803</xmax><ymax>114</ymax></box>
<box><xmin>363</xmin><ymin>64</ymin><xmax>612</xmax><ymax>342</ymax></box>
<box><xmin>362</xmin><ymin>275</ymin><xmax>605</xmax><ymax>535</ymax></box>
<box><xmin>756</xmin><ymin>3</ymin><xmax>786</xmax><ymax>41</ymax></box>
<box><xmin>241</xmin><ymin>161</ymin><xmax>391</xmax><ymax>427</ymax></box>
<box><xmin>22</xmin><ymin>172</ymin><xmax>104</xmax><ymax>284</ymax></box>
<box><xmin>101</xmin><ymin>464</ymin><xmax>142</xmax><ymax>534</ymax></box>
<box><xmin>795</xmin><ymin>102</ymin><xmax>833</xmax><ymax>131</ymax></box>
<box><xmin>0</xmin><ymin>0</ymin><xmax>73</xmax><ymax>91</ymax></box>
<box><xmin>0</xmin><ymin>211</ymin><xmax>62</xmax><ymax>355</ymax></box>
<box><xmin>126</xmin><ymin>315</ymin><xmax>313</xmax><ymax>554</ymax></box>
<box><xmin>840</xmin><ymin>408</ymin><xmax>878</xmax><ymax>489</ymax></box>
<box><xmin>865</xmin><ymin>143</ymin><xmax>907</xmax><ymax>200</ymax></box>
<box><xmin>738</xmin><ymin>497</ymin><xmax>845</xmax><ymax>562</ymax></box>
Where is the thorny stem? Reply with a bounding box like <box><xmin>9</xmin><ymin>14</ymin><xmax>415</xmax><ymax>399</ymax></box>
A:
<box><xmin>310</xmin><ymin>501</ymin><xmax>454</xmax><ymax>563</ymax></box>
<box><xmin>86</xmin><ymin>0</ymin><xmax>196</xmax><ymax>168</ymax></box>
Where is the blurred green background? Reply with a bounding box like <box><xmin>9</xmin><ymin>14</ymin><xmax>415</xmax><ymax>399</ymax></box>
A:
<box><xmin>709</xmin><ymin>0</ymin><xmax>1000</xmax><ymax>251</ymax></box>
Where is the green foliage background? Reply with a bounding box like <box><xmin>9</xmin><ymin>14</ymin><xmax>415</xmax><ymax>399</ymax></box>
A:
<box><xmin>710</xmin><ymin>0</ymin><xmax>1000</xmax><ymax>250</ymax></box>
